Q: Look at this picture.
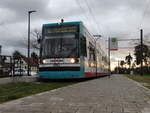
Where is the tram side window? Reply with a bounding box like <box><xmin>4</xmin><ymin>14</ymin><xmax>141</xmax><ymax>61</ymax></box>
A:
<box><xmin>80</xmin><ymin>36</ymin><xmax>87</xmax><ymax>57</ymax></box>
<box><xmin>89</xmin><ymin>43</ymin><xmax>96</xmax><ymax>61</ymax></box>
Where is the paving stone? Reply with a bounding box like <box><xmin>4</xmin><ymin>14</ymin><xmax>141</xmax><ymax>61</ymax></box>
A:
<box><xmin>0</xmin><ymin>75</ymin><xmax>150</xmax><ymax>113</ymax></box>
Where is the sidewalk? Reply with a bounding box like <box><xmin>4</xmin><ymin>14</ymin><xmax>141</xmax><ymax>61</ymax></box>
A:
<box><xmin>0</xmin><ymin>76</ymin><xmax>37</xmax><ymax>85</ymax></box>
<box><xmin>0</xmin><ymin>75</ymin><xmax>150</xmax><ymax>113</ymax></box>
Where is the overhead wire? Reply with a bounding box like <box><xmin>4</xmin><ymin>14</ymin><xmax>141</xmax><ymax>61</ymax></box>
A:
<box><xmin>72</xmin><ymin>0</ymin><xmax>149</xmax><ymax>64</ymax></box>
<box><xmin>107</xmin><ymin>0</ymin><xmax>150</xmax><ymax>38</ymax></box>
<box><xmin>74</xmin><ymin>0</ymin><xmax>89</xmax><ymax>21</ymax></box>
<box><xmin>82</xmin><ymin>0</ymin><xmax>109</xmax><ymax>52</ymax></box>
<box><xmin>74</xmin><ymin>0</ymin><xmax>112</xmax><ymax>53</ymax></box>
<box><xmin>136</xmin><ymin>0</ymin><xmax>150</xmax><ymax>46</ymax></box>
<box><xmin>75</xmin><ymin>0</ymin><xmax>149</xmax><ymax>45</ymax></box>
<box><xmin>75</xmin><ymin>0</ymin><xmax>103</xmax><ymax>35</ymax></box>
<box><xmin>139</xmin><ymin>0</ymin><xmax>150</xmax><ymax>29</ymax></box>
<box><xmin>84</xmin><ymin>0</ymin><xmax>100</xmax><ymax>34</ymax></box>
<box><xmin>112</xmin><ymin>0</ymin><xmax>150</xmax><ymax>49</ymax></box>
<box><xmin>114</xmin><ymin>0</ymin><xmax>150</xmax><ymax>42</ymax></box>
<box><xmin>74</xmin><ymin>0</ymin><xmax>98</xmax><ymax>34</ymax></box>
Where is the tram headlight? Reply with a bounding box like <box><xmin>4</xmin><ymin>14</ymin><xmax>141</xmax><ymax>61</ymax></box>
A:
<box><xmin>70</xmin><ymin>58</ymin><xmax>79</xmax><ymax>63</ymax></box>
<box><xmin>70</xmin><ymin>58</ymin><xmax>75</xmax><ymax>63</ymax></box>
<box><xmin>43</xmin><ymin>59</ymin><xmax>46</xmax><ymax>64</ymax></box>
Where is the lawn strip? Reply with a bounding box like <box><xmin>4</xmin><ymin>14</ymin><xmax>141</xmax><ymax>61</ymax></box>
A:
<box><xmin>0</xmin><ymin>82</ymin><xmax>74</xmax><ymax>103</ymax></box>
<box><xmin>124</xmin><ymin>74</ymin><xmax>150</xmax><ymax>89</ymax></box>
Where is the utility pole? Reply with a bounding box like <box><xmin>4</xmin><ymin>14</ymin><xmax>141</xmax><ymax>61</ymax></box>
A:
<box><xmin>108</xmin><ymin>38</ymin><xmax>111</xmax><ymax>77</ymax></box>
<box><xmin>95</xmin><ymin>41</ymin><xmax>97</xmax><ymax>77</ymax></box>
<box><xmin>118</xmin><ymin>60</ymin><xmax>119</xmax><ymax>74</ymax></box>
<box><xmin>93</xmin><ymin>35</ymin><xmax>101</xmax><ymax>77</ymax></box>
<box><xmin>140</xmin><ymin>29</ymin><xmax>143</xmax><ymax>75</ymax></box>
<box><xmin>0</xmin><ymin>45</ymin><xmax>1</xmax><ymax>55</ymax></box>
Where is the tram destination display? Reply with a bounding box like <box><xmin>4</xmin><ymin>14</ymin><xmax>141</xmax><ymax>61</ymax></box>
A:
<box><xmin>45</xmin><ymin>26</ymin><xmax>78</xmax><ymax>34</ymax></box>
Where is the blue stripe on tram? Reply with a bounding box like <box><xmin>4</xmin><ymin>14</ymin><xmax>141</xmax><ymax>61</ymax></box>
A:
<box><xmin>37</xmin><ymin>71</ymin><xmax>84</xmax><ymax>79</ymax></box>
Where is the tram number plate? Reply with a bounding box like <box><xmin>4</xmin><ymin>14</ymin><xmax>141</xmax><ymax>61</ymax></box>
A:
<box><xmin>53</xmin><ymin>63</ymin><xmax>60</xmax><ymax>67</ymax></box>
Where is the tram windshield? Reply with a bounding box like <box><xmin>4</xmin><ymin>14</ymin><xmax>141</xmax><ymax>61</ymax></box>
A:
<box><xmin>42</xmin><ymin>34</ymin><xmax>78</xmax><ymax>58</ymax></box>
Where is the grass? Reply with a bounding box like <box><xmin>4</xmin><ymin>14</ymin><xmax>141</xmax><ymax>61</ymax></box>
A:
<box><xmin>0</xmin><ymin>81</ymin><xmax>75</xmax><ymax>104</ymax></box>
<box><xmin>124</xmin><ymin>74</ymin><xmax>150</xmax><ymax>89</ymax></box>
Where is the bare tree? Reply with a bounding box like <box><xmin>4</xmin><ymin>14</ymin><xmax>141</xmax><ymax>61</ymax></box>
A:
<box><xmin>21</xmin><ymin>29</ymin><xmax>41</xmax><ymax>50</ymax></box>
<box><xmin>30</xmin><ymin>29</ymin><xmax>41</xmax><ymax>50</ymax></box>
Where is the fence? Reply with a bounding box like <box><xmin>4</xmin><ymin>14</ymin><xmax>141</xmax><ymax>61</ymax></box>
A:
<box><xmin>0</xmin><ymin>56</ymin><xmax>38</xmax><ymax>77</ymax></box>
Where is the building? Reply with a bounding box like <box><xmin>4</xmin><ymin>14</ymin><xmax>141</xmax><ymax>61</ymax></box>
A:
<box><xmin>14</xmin><ymin>57</ymin><xmax>39</xmax><ymax>73</ymax></box>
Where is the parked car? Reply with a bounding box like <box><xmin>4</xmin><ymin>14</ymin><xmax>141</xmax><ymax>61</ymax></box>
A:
<box><xmin>14</xmin><ymin>69</ymin><xmax>27</xmax><ymax>76</ymax></box>
<box><xmin>30</xmin><ymin>71</ymin><xmax>37</xmax><ymax>76</ymax></box>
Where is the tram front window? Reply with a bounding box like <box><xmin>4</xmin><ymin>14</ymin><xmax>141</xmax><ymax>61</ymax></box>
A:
<box><xmin>42</xmin><ymin>34</ymin><xmax>78</xmax><ymax>58</ymax></box>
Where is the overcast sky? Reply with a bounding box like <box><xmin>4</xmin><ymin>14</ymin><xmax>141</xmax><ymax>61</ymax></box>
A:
<box><xmin>0</xmin><ymin>0</ymin><xmax>150</xmax><ymax>67</ymax></box>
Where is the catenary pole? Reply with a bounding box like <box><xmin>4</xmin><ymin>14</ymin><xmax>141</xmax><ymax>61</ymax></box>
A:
<box><xmin>27</xmin><ymin>10</ymin><xmax>36</xmax><ymax>76</ymax></box>
<box><xmin>108</xmin><ymin>37</ymin><xmax>111</xmax><ymax>77</ymax></box>
<box><xmin>94</xmin><ymin>35</ymin><xmax>101</xmax><ymax>77</ymax></box>
<box><xmin>140</xmin><ymin>29</ymin><xmax>143</xmax><ymax>75</ymax></box>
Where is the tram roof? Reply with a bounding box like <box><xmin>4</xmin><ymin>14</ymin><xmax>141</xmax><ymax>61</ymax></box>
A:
<box><xmin>43</xmin><ymin>21</ymin><xmax>83</xmax><ymax>27</ymax></box>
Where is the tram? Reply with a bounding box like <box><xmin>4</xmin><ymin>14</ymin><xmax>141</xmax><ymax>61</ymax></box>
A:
<box><xmin>38</xmin><ymin>21</ymin><xmax>109</xmax><ymax>79</ymax></box>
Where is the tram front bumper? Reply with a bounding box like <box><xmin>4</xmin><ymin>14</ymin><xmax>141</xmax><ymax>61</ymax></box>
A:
<box><xmin>37</xmin><ymin>71</ymin><xmax>84</xmax><ymax>79</ymax></box>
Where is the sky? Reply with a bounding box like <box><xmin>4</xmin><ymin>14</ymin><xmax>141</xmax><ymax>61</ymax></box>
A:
<box><xmin>0</xmin><ymin>0</ymin><xmax>150</xmax><ymax>68</ymax></box>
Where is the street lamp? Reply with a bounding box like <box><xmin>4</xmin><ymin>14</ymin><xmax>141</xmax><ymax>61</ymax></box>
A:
<box><xmin>93</xmin><ymin>35</ymin><xmax>102</xmax><ymax>76</ymax></box>
<box><xmin>27</xmin><ymin>10</ymin><xmax>36</xmax><ymax>76</ymax></box>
